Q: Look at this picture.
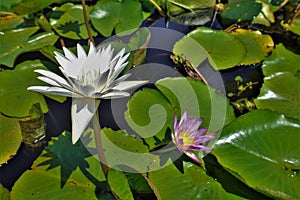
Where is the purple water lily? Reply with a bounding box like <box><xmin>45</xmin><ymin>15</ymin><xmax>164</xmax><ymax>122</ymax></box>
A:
<box><xmin>172</xmin><ymin>110</ymin><xmax>215</xmax><ymax>164</ymax></box>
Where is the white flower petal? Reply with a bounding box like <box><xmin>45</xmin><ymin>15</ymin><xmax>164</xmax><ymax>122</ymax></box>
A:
<box><xmin>77</xmin><ymin>43</ymin><xmax>87</xmax><ymax>59</ymax></box>
<box><xmin>104</xmin><ymin>73</ymin><xmax>131</xmax><ymax>92</ymax></box>
<box><xmin>27</xmin><ymin>86</ymin><xmax>81</xmax><ymax>98</ymax></box>
<box><xmin>37</xmin><ymin>76</ymin><xmax>60</xmax><ymax>87</ymax></box>
<box><xmin>99</xmin><ymin>91</ymin><xmax>130</xmax><ymax>99</ymax></box>
<box><xmin>107</xmin><ymin>61</ymin><xmax>129</xmax><ymax>83</ymax></box>
<box><xmin>54</xmin><ymin>52</ymin><xmax>76</xmax><ymax>77</ymax></box>
<box><xmin>63</xmin><ymin>46</ymin><xmax>77</xmax><ymax>60</ymax></box>
<box><xmin>112</xmin><ymin>80</ymin><xmax>148</xmax><ymax>91</ymax></box>
<box><xmin>34</xmin><ymin>69</ymin><xmax>71</xmax><ymax>88</ymax></box>
<box><xmin>71</xmin><ymin>99</ymin><xmax>100</xmax><ymax>143</ymax></box>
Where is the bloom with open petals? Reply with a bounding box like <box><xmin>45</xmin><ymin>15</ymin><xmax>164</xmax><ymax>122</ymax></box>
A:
<box><xmin>172</xmin><ymin>110</ymin><xmax>215</xmax><ymax>164</ymax></box>
<box><xmin>28</xmin><ymin>44</ymin><xmax>147</xmax><ymax>143</ymax></box>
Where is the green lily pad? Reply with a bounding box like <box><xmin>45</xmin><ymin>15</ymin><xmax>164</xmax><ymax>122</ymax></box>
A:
<box><xmin>0</xmin><ymin>114</ymin><xmax>22</xmax><ymax>164</ymax></box>
<box><xmin>161</xmin><ymin>0</ymin><xmax>215</xmax><ymax>26</ymax></box>
<box><xmin>128</xmin><ymin>27</ymin><xmax>151</xmax><ymax>66</ymax></box>
<box><xmin>281</xmin><ymin>18</ymin><xmax>300</xmax><ymax>36</ymax></box>
<box><xmin>125</xmin><ymin>88</ymin><xmax>174</xmax><ymax>148</ymax></box>
<box><xmin>0</xmin><ymin>27</ymin><xmax>58</xmax><ymax>67</ymax></box>
<box><xmin>12</xmin><ymin>0</ymin><xmax>63</xmax><ymax>15</ymax></box>
<box><xmin>90</xmin><ymin>0</ymin><xmax>144</xmax><ymax>37</ymax></box>
<box><xmin>252</xmin><ymin>4</ymin><xmax>273</xmax><ymax>26</ymax></box>
<box><xmin>255</xmin><ymin>44</ymin><xmax>300</xmax><ymax>120</ymax></box>
<box><xmin>50</xmin><ymin>3</ymin><xmax>97</xmax><ymax>40</ymax></box>
<box><xmin>230</xmin><ymin>29</ymin><xmax>274</xmax><ymax>65</ymax></box>
<box><xmin>107</xmin><ymin>169</ymin><xmax>134</xmax><ymax>200</ymax></box>
<box><xmin>0</xmin><ymin>0</ymin><xmax>21</xmax><ymax>11</ymax></box>
<box><xmin>211</xmin><ymin>110</ymin><xmax>300</xmax><ymax>199</ymax></box>
<box><xmin>147</xmin><ymin>162</ymin><xmax>245</xmax><ymax>199</ymax></box>
<box><xmin>259</xmin><ymin>0</ymin><xmax>286</xmax><ymax>12</ymax></box>
<box><xmin>0</xmin><ymin>60</ymin><xmax>49</xmax><ymax>117</ymax></box>
<box><xmin>173</xmin><ymin>27</ymin><xmax>246</xmax><ymax>70</ymax></box>
<box><xmin>100</xmin><ymin>128</ymin><xmax>162</xmax><ymax>173</ymax></box>
<box><xmin>11</xmin><ymin>131</ymin><xmax>106</xmax><ymax>199</ymax></box>
<box><xmin>221</xmin><ymin>0</ymin><xmax>262</xmax><ymax>22</ymax></box>
<box><xmin>0</xmin><ymin>184</ymin><xmax>10</xmax><ymax>200</ymax></box>
<box><xmin>125</xmin><ymin>173</ymin><xmax>153</xmax><ymax>196</ymax></box>
<box><xmin>156</xmin><ymin>78</ymin><xmax>235</xmax><ymax>133</ymax></box>
<box><xmin>0</xmin><ymin>13</ymin><xmax>23</xmax><ymax>31</ymax></box>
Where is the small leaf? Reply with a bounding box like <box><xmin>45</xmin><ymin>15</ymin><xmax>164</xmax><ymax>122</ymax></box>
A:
<box><xmin>173</xmin><ymin>27</ymin><xmax>246</xmax><ymax>70</ymax></box>
<box><xmin>0</xmin><ymin>184</ymin><xmax>10</xmax><ymax>200</ymax></box>
<box><xmin>230</xmin><ymin>29</ymin><xmax>274</xmax><ymax>65</ymax></box>
<box><xmin>0</xmin><ymin>13</ymin><xmax>24</xmax><ymax>31</ymax></box>
<box><xmin>0</xmin><ymin>114</ymin><xmax>22</xmax><ymax>164</ymax></box>
<box><xmin>281</xmin><ymin>10</ymin><xmax>300</xmax><ymax>36</ymax></box>
<box><xmin>50</xmin><ymin>3</ymin><xmax>97</xmax><ymax>40</ymax></box>
<box><xmin>161</xmin><ymin>0</ymin><xmax>215</xmax><ymax>26</ymax></box>
<box><xmin>212</xmin><ymin>110</ymin><xmax>300</xmax><ymax>199</ymax></box>
<box><xmin>0</xmin><ymin>60</ymin><xmax>48</xmax><ymax>117</ymax></box>
<box><xmin>107</xmin><ymin>169</ymin><xmax>134</xmax><ymax>200</ymax></box>
<box><xmin>0</xmin><ymin>0</ymin><xmax>21</xmax><ymax>12</ymax></box>
<box><xmin>222</xmin><ymin>0</ymin><xmax>262</xmax><ymax>22</ymax></box>
<box><xmin>10</xmin><ymin>0</ymin><xmax>82</xmax><ymax>14</ymax></box>
<box><xmin>128</xmin><ymin>27</ymin><xmax>151</xmax><ymax>66</ymax></box>
<box><xmin>18</xmin><ymin>103</ymin><xmax>46</xmax><ymax>149</ymax></box>
<box><xmin>0</xmin><ymin>27</ymin><xmax>58</xmax><ymax>67</ymax></box>
<box><xmin>255</xmin><ymin>44</ymin><xmax>300</xmax><ymax>120</ymax></box>
<box><xmin>90</xmin><ymin>0</ymin><xmax>144</xmax><ymax>37</ymax></box>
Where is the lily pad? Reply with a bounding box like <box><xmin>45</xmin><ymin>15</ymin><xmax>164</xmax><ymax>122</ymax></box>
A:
<box><xmin>50</xmin><ymin>3</ymin><xmax>97</xmax><ymax>40</ymax></box>
<box><xmin>125</xmin><ymin>88</ymin><xmax>174</xmax><ymax>148</ymax></box>
<box><xmin>173</xmin><ymin>27</ymin><xmax>246</xmax><ymax>70</ymax></box>
<box><xmin>0</xmin><ymin>60</ymin><xmax>49</xmax><ymax>117</ymax></box>
<box><xmin>161</xmin><ymin>0</ymin><xmax>215</xmax><ymax>26</ymax></box>
<box><xmin>0</xmin><ymin>13</ymin><xmax>23</xmax><ymax>31</ymax></box>
<box><xmin>12</xmin><ymin>0</ymin><xmax>63</xmax><ymax>15</ymax></box>
<box><xmin>252</xmin><ymin>1</ymin><xmax>275</xmax><ymax>26</ymax></box>
<box><xmin>90</xmin><ymin>0</ymin><xmax>144</xmax><ymax>37</ymax></box>
<box><xmin>99</xmin><ymin>128</ymin><xmax>162</xmax><ymax>173</ymax></box>
<box><xmin>255</xmin><ymin>44</ymin><xmax>300</xmax><ymax>120</ymax></box>
<box><xmin>11</xmin><ymin>131</ymin><xmax>106</xmax><ymax>199</ymax></box>
<box><xmin>281</xmin><ymin>18</ymin><xmax>300</xmax><ymax>36</ymax></box>
<box><xmin>0</xmin><ymin>0</ymin><xmax>21</xmax><ymax>11</ymax></box>
<box><xmin>211</xmin><ymin>110</ymin><xmax>300</xmax><ymax>199</ymax></box>
<box><xmin>147</xmin><ymin>162</ymin><xmax>244</xmax><ymax>199</ymax></box>
<box><xmin>107</xmin><ymin>169</ymin><xmax>134</xmax><ymax>200</ymax></box>
<box><xmin>0</xmin><ymin>184</ymin><xmax>10</xmax><ymax>200</ymax></box>
<box><xmin>230</xmin><ymin>29</ymin><xmax>274</xmax><ymax>65</ymax></box>
<box><xmin>0</xmin><ymin>114</ymin><xmax>22</xmax><ymax>164</ymax></box>
<box><xmin>221</xmin><ymin>0</ymin><xmax>262</xmax><ymax>22</ymax></box>
<box><xmin>0</xmin><ymin>27</ymin><xmax>58</xmax><ymax>67</ymax></box>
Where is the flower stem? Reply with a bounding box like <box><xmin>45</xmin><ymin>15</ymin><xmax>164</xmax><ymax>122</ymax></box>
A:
<box><xmin>81</xmin><ymin>0</ymin><xmax>95</xmax><ymax>45</ymax></box>
<box><xmin>93</xmin><ymin>109</ymin><xmax>109</xmax><ymax>177</ymax></box>
<box><xmin>149</xmin><ymin>0</ymin><xmax>165</xmax><ymax>15</ymax></box>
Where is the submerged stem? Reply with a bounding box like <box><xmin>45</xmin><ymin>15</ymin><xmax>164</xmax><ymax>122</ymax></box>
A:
<box><xmin>93</xmin><ymin>109</ymin><xmax>109</xmax><ymax>177</ymax></box>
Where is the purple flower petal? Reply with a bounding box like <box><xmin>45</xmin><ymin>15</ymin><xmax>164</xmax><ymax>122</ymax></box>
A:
<box><xmin>184</xmin><ymin>151</ymin><xmax>201</xmax><ymax>164</ymax></box>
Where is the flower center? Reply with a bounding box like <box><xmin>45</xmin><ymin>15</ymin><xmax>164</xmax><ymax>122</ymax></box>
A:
<box><xmin>178</xmin><ymin>132</ymin><xmax>197</xmax><ymax>147</ymax></box>
<box><xmin>78</xmin><ymin>69</ymin><xmax>101</xmax><ymax>86</ymax></box>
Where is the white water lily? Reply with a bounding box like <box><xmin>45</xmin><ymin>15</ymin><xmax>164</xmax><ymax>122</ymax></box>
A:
<box><xmin>28</xmin><ymin>43</ymin><xmax>148</xmax><ymax>143</ymax></box>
